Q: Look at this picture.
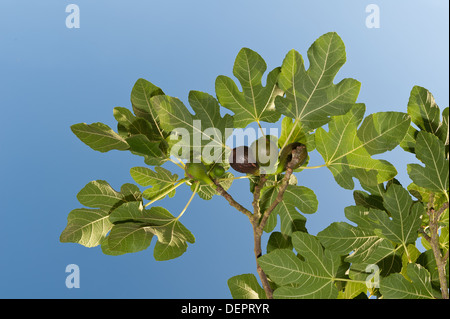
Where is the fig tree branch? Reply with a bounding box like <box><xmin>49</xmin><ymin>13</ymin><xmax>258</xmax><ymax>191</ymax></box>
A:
<box><xmin>252</xmin><ymin>221</ymin><xmax>273</xmax><ymax>299</ymax></box>
<box><xmin>214</xmin><ymin>146</ymin><xmax>306</xmax><ymax>299</ymax></box>
<box><xmin>426</xmin><ymin>201</ymin><xmax>449</xmax><ymax>299</ymax></box>
<box><xmin>252</xmin><ymin>146</ymin><xmax>306</xmax><ymax>299</ymax></box>
<box><xmin>258</xmin><ymin>146</ymin><xmax>304</xmax><ymax>233</ymax></box>
<box><xmin>214</xmin><ymin>182</ymin><xmax>253</xmax><ymax>220</ymax></box>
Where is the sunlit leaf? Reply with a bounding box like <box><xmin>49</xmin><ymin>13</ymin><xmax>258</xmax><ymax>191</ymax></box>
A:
<box><xmin>71</xmin><ymin>122</ymin><xmax>129</xmax><ymax>153</ymax></box>
<box><xmin>407</xmin><ymin>86</ymin><xmax>441</xmax><ymax>135</ymax></box>
<box><xmin>60</xmin><ymin>182</ymin><xmax>142</xmax><ymax>247</ymax></box>
<box><xmin>227</xmin><ymin>274</ymin><xmax>266</xmax><ymax>299</ymax></box>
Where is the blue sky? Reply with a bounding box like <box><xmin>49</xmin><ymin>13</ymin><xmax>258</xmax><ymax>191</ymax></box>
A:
<box><xmin>0</xmin><ymin>0</ymin><xmax>448</xmax><ymax>298</ymax></box>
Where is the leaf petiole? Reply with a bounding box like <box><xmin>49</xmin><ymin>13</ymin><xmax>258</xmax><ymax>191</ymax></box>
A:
<box><xmin>176</xmin><ymin>182</ymin><xmax>200</xmax><ymax>220</ymax></box>
<box><xmin>257</xmin><ymin>121</ymin><xmax>265</xmax><ymax>137</ymax></box>
<box><xmin>301</xmin><ymin>164</ymin><xmax>327</xmax><ymax>169</ymax></box>
<box><xmin>220</xmin><ymin>175</ymin><xmax>251</xmax><ymax>181</ymax></box>
<box><xmin>169</xmin><ymin>158</ymin><xmax>185</xmax><ymax>170</ymax></box>
<box><xmin>332</xmin><ymin>277</ymin><xmax>369</xmax><ymax>285</ymax></box>
<box><xmin>144</xmin><ymin>177</ymin><xmax>189</xmax><ymax>208</ymax></box>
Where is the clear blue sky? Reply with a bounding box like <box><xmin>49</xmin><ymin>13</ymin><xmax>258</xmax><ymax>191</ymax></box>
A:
<box><xmin>0</xmin><ymin>0</ymin><xmax>448</xmax><ymax>298</ymax></box>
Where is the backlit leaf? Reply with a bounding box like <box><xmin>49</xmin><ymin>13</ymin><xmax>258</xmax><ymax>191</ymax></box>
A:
<box><xmin>380</xmin><ymin>263</ymin><xmax>441</xmax><ymax>299</ymax></box>
<box><xmin>315</xmin><ymin>104</ymin><xmax>408</xmax><ymax>189</ymax></box>
<box><xmin>106</xmin><ymin>202</ymin><xmax>195</xmax><ymax>260</ymax></box>
<box><xmin>276</xmin><ymin>32</ymin><xmax>361</xmax><ymax>135</ymax></box>
<box><xmin>151</xmin><ymin>92</ymin><xmax>232</xmax><ymax>162</ymax></box>
<box><xmin>130</xmin><ymin>78</ymin><xmax>165</xmax><ymax>139</ymax></box>
<box><xmin>60</xmin><ymin>208</ymin><xmax>112</xmax><ymax>247</ymax></box>
<box><xmin>368</xmin><ymin>184</ymin><xmax>423</xmax><ymax>246</ymax></box>
<box><xmin>259</xmin><ymin>232</ymin><xmax>341</xmax><ymax>299</ymax></box>
<box><xmin>216</xmin><ymin>48</ymin><xmax>283</xmax><ymax>128</ymax></box>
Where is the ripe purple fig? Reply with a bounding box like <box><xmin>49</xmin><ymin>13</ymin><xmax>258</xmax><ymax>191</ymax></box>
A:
<box><xmin>229</xmin><ymin>146</ymin><xmax>259</xmax><ymax>174</ymax></box>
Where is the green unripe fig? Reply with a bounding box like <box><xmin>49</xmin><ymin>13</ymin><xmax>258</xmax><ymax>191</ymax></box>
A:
<box><xmin>250</xmin><ymin>136</ymin><xmax>279</xmax><ymax>174</ymax></box>
<box><xmin>210</xmin><ymin>165</ymin><xmax>225</xmax><ymax>178</ymax></box>
<box><xmin>275</xmin><ymin>142</ymin><xmax>308</xmax><ymax>174</ymax></box>
<box><xmin>185</xmin><ymin>162</ymin><xmax>215</xmax><ymax>187</ymax></box>
<box><xmin>229</xmin><ymin>146</ymin><xmax>259</xmax><ymax>174</ymax></box>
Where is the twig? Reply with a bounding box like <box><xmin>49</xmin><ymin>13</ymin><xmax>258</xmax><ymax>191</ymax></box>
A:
<box><xmin>443</xmin><ymin>250</ymin><xmax>449</xmax><ymax>265</ymax></box>
<box><xmin>419</xmin><ymin>227</ymin><xmax>431</xmax><ymax>242</ymax></box>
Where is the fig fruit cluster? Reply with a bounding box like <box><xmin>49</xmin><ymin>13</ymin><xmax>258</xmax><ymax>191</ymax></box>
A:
<box><xmin>184</xmin><ymin>138</ymin><xmax>308</xmax><ymax>185</ymax></box>
<box><xmin>184</xmin><ymin>162</ymin><xmax>226</xmax><ymax>186</ymax></box>
<box><xmin>229</xmin><ymin>137</ymin><xmax>308</xmax><ymax>175</ymax></box>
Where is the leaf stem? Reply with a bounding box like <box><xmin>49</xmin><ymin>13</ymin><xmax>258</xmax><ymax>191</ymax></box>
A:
<box><xmin>169</xmin><ymin>158</ymin><xmax>185</xmax><ymax>170</ymax></box>
<box><xmin>257</xmin><ymin>121</ymin><xmax>265</xmax><ymax>137</ymax></box>
<box><xmin>219</xmin><ymin>175</ymin><xmax>251</xmax><ymax>181</ymax></box>
<box><xmin>144</xmin><ymin>178</ymin><xmax>188</xmax><ymax>208</ymax></box>
<box><xmin>176</xmin><ymin>182</ymin><xmax>199</xmax><ymax>220</ymax></box>
<box><xmin>301</xmin><ymin>164</ymin><xmax>327</xmax><ymax>169</ymax></box>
